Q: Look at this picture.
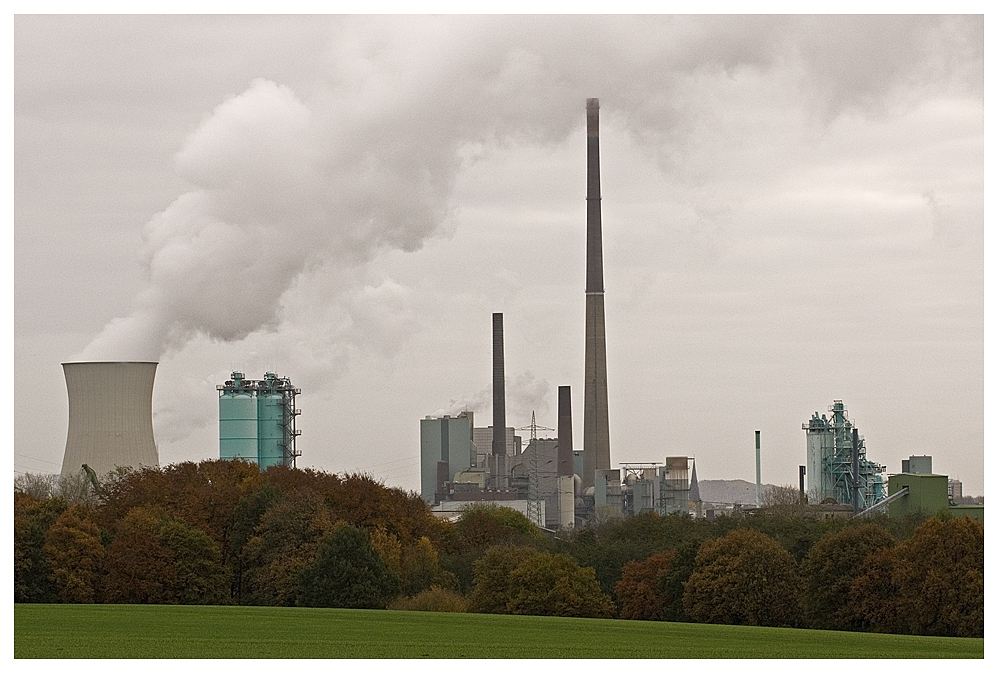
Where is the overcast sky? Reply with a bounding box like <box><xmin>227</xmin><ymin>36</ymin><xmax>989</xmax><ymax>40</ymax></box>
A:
<box><xmin>13</xmin><ymin>15</ymin><xmax>985</xmax><ymax>495</ymax></box>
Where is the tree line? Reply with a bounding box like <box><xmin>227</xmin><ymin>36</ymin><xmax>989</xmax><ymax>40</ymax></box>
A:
<box><xmin>14</xmin><ymin>460</ymin><xmax>983</xmax><ymax>638</ymax></box>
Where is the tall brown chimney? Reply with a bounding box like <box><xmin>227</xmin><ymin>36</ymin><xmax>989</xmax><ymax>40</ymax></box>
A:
<box><xmin>491</xmin><ymin>312</ymin><xmax>507</xmax><ymax>489</ymax></box>
<box><xmin>557</xmin><ymin>385</ymin><xmax>573</xmax><ymax>477</ymax></box>
<box><xmin>583</xmin><ymin>98</ymin><xmax>611</xmax><ymax>490</ymax></box>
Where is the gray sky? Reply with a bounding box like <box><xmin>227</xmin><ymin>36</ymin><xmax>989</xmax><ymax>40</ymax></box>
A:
<box><xmin>13</xmin><ymin>15</ymin><xmax>985</xmax><ymax>495</ymax></box>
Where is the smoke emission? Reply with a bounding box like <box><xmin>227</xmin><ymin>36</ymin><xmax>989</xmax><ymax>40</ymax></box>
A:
<box><xmin>430</xmin><ymin>370</ymin><xmax>550</xmax><ymax>426</ymax></box>
<box><xmin>76</xmin><ymin>15</ymin><xmax>980</xmax><ymax>365</ymax></box>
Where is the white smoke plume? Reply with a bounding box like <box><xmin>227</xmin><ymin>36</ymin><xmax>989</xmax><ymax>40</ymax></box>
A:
<box><xmin>429</xmin><ymin>370</ymin><xmax>551</xmax><ymax>426</ymax></box>
<box><xmin>76</xmin><ymin>15</ymin><xmax>981</xmax><ymax>364</ymax></box>
<box><xmin>430</xmin><ymin>388</ymin><xmax>491</xmax><ymax>419</ymax></box>
<box><xmin>507</xmin><ymin>372</ymin><xmax>552</xmax><ymax>425</ymax></box>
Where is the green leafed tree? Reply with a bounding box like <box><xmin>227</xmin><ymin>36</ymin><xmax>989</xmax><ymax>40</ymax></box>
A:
<box><xmin>449</xmin><ymin>504</ymin><xmax>542</xmax><ymax>553</ymax></box>
<box><xmin>799</xmin><ymin>522</ymin><xmax>896</xmax><ymax>631</ymax></box>
<box><xmin>468</xmin><ymin>544</ymin><xmax>542</xmax><ymax>614</ymax></box>
<box><xmin>155</xmin><ymin>518</ymin><xmax>231</xmax><ymax>605</ymax></box>
<box><xmin>683</xmin><ymin>528</ymin><xmax>801</xmax><ymax>627</ymax></box>
<box><xmin>298</xmin><ymin>525</ymin><xmax>400</xmax><ymax>609</ymax></box>
<box><xmin>507</xmin><ymin>552</ymin><xmax>616</xmax><ymax>619</ymax></box>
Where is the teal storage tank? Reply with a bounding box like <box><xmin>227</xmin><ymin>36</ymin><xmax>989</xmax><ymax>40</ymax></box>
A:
<box><xmin>220</xmin><ymin>381</ymin><xmax>258</xmax><ymax>463</ymax></box>
<box><xmin>257</xmin><ymin>389</ymin><xmax>286</xmax><ymax>469</ymax></box>
<box><xmin>218</xmin><ymin>371</ymin><xmax>300</xmax><ymax>469</ymax></box>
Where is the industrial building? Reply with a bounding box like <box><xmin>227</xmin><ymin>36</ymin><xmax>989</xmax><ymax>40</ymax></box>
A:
<box><xmin>60</xmin><ymin>361</ymin><xmax>160</xmax><ymax>478</ymax></box>
<box><xmin>420</xmin><ymin>99</ymin><xmax>698</xmax><ymax>529</ymax></box>
<box><xmin>874</xmin><ymin>456</ymin><xmax>983</xmax><ymax>521</ymax></box>
<box><xmin>420</xmin><ymin>412</ymin><xmax>474</xmax><ymax>505</ymax></box>
<box><xmin>218</xmin><ymin>371</ymin><xmax>301</xmax><ymax>470</ymax></box>
<box><xmin>803</xmin><ymin>400</ymin><xmax>885</xmax><ymax>509</ymax></box>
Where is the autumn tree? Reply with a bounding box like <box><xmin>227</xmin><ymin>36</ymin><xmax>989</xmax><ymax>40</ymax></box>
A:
<box><xmin>399</xmin><ymin>536</ymin><xmax>443</xmax><ymax>597</ymax></box>
<box><xmin>851</xmin><ymin>517</ymin><xmax>983</xmax><ymax>637</ymax></box>
<box><xmin>683</xmin><ymin>528</ymin><xmax>801</xmax><ymax>627</ymax></box>
<box><xmin>42</xmin><ymin>505</ymin><xmax>105</xmax><ymax>603</ymax></box>
<box><xmin>240</xmin><ymin>490</ymin><xmax>333</xmax><ymax>606</ymax></box>
<box><xmin>103</xmin><ymin>508</ymin><xmax>178</xmax><ymax>603</ymax></box>
<box><xmin>654</xmin><ymin>538</ymin><xmax>702</xmax><ymax>623</ymax></box>
<box><xmin>103</xmin><ymin>507</ymin><xmax>231</xmax><ymax>604</ymax></box>
<box><xmin>799</xmin><ymin>523</ymin><xmax>896</xmax><ymax>631</ymax></box>
<box><xmin>97</xmin><ymin>460</ymin><xmax>263</xmax><ymax>566</ymax></box>
<box><xmin>507</xmin><ymin>552</ymin><xmax>616</xmax><ymax>619</ymax></box>
<box><xmin>615</xmin><ymin>550</ymin><xmax>674</xmax><ymax>620</ymax></box>
<box><xmin>298</xmin><ymin>525</ymin><xmax>400</xmax><ymax>609</ymax></box>
<box><xmin>14</xmin><ymin>494</ymin><xmax>69</xmax><ymax>603</ymax></box>
<box><xmin>369</xmin><ymin>526</ymin><xmax>403</xmax><ymax>578</ymax></box>
<box><xmin>14</xmin><ymin>473</ymin><xmax>58</xmax><ymax>500</ymax></box>
<box><xmin>388</xmin><ymin>586</ymin><xmax>469</xmax><ymax>613</ymax></box>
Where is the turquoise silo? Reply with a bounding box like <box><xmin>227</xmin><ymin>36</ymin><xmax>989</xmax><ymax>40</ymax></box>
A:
<box><xmin>257</xmin><ymin>373</ymin><xmax>288</xmax><ymax>470</ymax></box>
<box><xmin>218</xmin><ymin>371</ymin><xmax>300</xmax><ymax>469</ymax></box>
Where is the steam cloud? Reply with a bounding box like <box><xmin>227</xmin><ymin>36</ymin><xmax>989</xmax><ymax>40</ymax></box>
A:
<box><xmin>76</xmin><ymin>15</ymin><xmax>981</xmax><ymax>364</ymax></box>
<box><xmin>430</xmin><ymin>370</ymin><xmax>551</xmax><ymax>427</ymax></box>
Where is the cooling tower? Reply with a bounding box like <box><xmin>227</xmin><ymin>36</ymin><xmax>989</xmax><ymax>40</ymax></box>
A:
<box><xmin>60</xmin><ymin>361</ymin><xmax>159</xmax><ymax>478</ymax></box>
<box><xmin>583</xmin><ymin>97</ymin><xmax>611</xmax><ymax>490</ymax></box>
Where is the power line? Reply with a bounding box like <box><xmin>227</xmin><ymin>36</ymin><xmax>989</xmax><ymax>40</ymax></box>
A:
<box><xmin>14</xmin><ymin>452</ymin><xmax>62</xmax><ymax>467</ymax></box>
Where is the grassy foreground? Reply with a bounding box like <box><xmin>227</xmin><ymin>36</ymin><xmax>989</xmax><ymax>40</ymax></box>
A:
<box><xmin>15</xmin><ymin>604</ymin><xmax>984</xmax><ymax>659</ymax></box>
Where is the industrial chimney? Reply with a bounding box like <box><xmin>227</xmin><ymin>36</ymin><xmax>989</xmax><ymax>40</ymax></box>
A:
<box><xmin>582</xmin><ymin>97</ymin><xmax>611</xmax><ymax>490</ymax></box>
<box><xmin>60</xmin><ymin>361</ymin><xmax>159</xmax><ymax>478</ymax></box>
<box><xmin>557</xmin><ymin>385</ymin><xmax>573</xmax><ymax>477</ymax></box>
<box><xmin>491</xmin><ymin>312</ymin><xmax>507</xmax><ymax>489</ymax></box>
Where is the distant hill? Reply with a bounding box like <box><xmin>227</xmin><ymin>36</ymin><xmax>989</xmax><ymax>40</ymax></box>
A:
<box><xmin>697</xmin><ymin>479</ymin><xmax>778</xmax><ymax>506</ymax></box>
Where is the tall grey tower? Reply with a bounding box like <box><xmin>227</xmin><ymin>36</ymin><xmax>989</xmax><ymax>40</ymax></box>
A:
<box><xmin>583</xmin><ymin>98</ymin><xmax>611</xmax><ymax>490</ymax></box>
<box><xmin>490</xmin><ymin>312</ymin><xmax>508</xmax><ymax>489</ymax></box>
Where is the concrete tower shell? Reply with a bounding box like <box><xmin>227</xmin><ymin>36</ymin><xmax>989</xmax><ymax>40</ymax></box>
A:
<box><xmin>60</xmin><ymin>361</ymin><xmax>159</xmax><ymax>478</ymax></box>
<box><xmin>583</xmin><ymin>97</ymin><xmax>611</xmax><ymax>489</ymax></box>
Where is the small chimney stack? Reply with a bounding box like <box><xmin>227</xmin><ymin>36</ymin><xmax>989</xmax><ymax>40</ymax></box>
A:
<box><xmin>557</xmin><ymin>386</ymin><xmax>573</xmax><ymax>477</ymax></box>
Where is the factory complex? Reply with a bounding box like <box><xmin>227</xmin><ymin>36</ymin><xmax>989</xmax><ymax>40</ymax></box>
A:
<box><xmin>53</xmin><ymin>99</ymin><xmax>981</xmax><ymax>526</ymax></box>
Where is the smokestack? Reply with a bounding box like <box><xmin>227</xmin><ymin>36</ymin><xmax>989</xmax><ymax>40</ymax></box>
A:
<box><xmin>755</xmin><ymin>430</ymin><xmax>762</xmax><ymax>508</ymax></box>
<box><xmin>60</xmin><ymin>361</ymin><xmax>159</xmax><ymax>478</ymax></box>
<box><xmin>799</xmin><ymin>465</ymin><xmax>807</xmax><ymax>504</ymax></box>
<box><xmin>557</xmin><ymin>385</ymin><xmax>573</xmax><ymax>477</ymax></box>
<box><xmin>582</xmin><ymin>97</ymin><xmax>611</xmax><ymax>490</ymax></box>
<box><xmin>491</xmin><ymin>313</ymin><xmax>507</xmax><ymax>489</ymax></box>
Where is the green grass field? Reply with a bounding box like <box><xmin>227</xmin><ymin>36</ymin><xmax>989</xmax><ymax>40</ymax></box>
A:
<box><xmin>14</xmin><ymin>604</ymin><xmax>984</xmax><ymax>659</ymax></box>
